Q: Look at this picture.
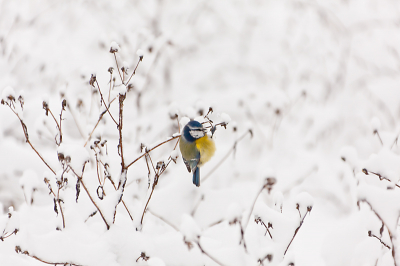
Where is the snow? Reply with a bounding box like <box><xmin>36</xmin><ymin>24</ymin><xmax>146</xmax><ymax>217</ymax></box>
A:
<box><xmin>136</xmin><ymin>49</ymin><xmax>144</xmax><ymax>59</ymax></box>
<box><xmin>1</xmin><ymin>0</ymin><xmax>400</xmax><ymax>265</ymax></box>
<box><xmin>370</xmin><ymin>117</ymin><xmax>381</xmax><ymax>132</ymax></box>
<box><xmin>180</xmin><ymin>214</ymin><xmax>201</xmax><ymax>243</ymax></box>
<box><xmin>170</xmin><ymin>150</ymin><xmax>179</xmax><ymax>161</ymax></box>
<box><xmin>1</xmin><ymin>86</ymin><xmax>15</xmax><ymax>101</ymax></box>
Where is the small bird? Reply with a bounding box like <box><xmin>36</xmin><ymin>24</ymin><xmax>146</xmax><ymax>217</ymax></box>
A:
<box><xmin>179</xmin><ymin>120</ymin><xmax>216</xmax><ymax>186</ymax></box>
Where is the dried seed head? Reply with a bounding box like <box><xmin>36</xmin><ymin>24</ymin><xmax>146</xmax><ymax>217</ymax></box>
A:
<box><xmin>89</xmin><ymin>74</ymin><xmax>96</xmax><ymax>86</ymax></box>
<box><xmin>110</xmin><ymin>41</ymin><xmax>119</xmax><ymax>53</ymax></box>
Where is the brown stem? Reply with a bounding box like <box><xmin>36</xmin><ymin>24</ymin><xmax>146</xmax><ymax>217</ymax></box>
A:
<box><xmin>244</xmin><ymin>184</ymin><xmax>266</xmax><ymax>231</ymax></box>
<box><xmin>126</xmin><ymin>57</ymin><xmax>142</xmax><ymax>85</ymax></box>
<box><xmin>140</xmin><ymin>183</ymin><xmax>156</xmax><ymax>225</ymax></box>
<box><xmin>196</xmin><ymin>239</ymin><xmax>226</xmax><ymax>266</ymax></box>
<box><xmin>140</xmin><ymin>156</ymin><xmax>175</xmax><ymax>225</ymax></box>
<box><xmin>83</xmin><ymin>97</ymin><xmax>117</xmax><ymax>147</ymax></box>
<box><xmin>57</xmin><ymin>188</ymin><xmax>65</xmax><ymax>229</ymax></box>
<box><xmin>255</xmin><ymin>218</ymin><xmax>273</xmax><ymax>239</ymax></box>
<box><xmin>374</xmin><ymin>130</ymin><xmax>384</xmax><ymax>145</ymax></box>
<box><xmin>202</xmin><ymin>130</ymin><xmax>252</xmax><ymax>183</ymax></box>
<box><xmin>284</xmin><ymin>210</ymin><xmax>310</xmax><ymax>255</ymax></box>
<box><xmin>66</xmin><ymin>103</ymin><xmax>86</xmax><ymax>139</ymax></box>
<box><xmin>0</xmin><ymin>229</ymin><xmax>18</xmax><ymax>241</ymax></box>
<box><xmin>70</xmin><ymin>166</ymin><xmax>110</xmax><ymax>230</ymax></box>
<box><xmin>95</xmin><ymin>80</ymin><xmax>118</xmax><ymax>126</ymax></box>
<box><xmin>114</xmin><ymin>53</ymin><xmax>124</xmax><ymax>83</ymax></box>
<box><xmin>363</xmin><ymin>169</ymin><xmax>400</xmax><ymax>189</ymax></box>
<box><xmin>359</xmin><ymin>199</ymin><xmax>398</xmax><ymax>266</ymax></box>
<box><xmin>148</xmin><ymin>210</ymin><xmax>179</xmax><ymax>231</ymax></box>
<box><xmin>126</xmin><ymin>135</ymin><xmax>181</xmax><ymax>169</ymax></box>
<box><xmin>7</xmin><ymin>105</ymin><xmax>56</xmax><ymax>175</ymax></box>
<box><xmin>118</xmin><ymin>94</ymin><xmax>126</xmax><ymax>170</ymax></box>
<box><xmin>47</xmin><ymin>109</ymin><xmax>62</xmax><ymax>144</ymax></box>
<box><xmin>16</xmin><ymin>247</ymin><xmax>83</xmax><ymax>266</ymax></box>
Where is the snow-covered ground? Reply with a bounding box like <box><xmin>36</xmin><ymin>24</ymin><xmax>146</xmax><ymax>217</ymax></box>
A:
<box><xmin>1</xmin><ymin>0</ymin><xmax>400</xmax><ymax>265</ymax></box>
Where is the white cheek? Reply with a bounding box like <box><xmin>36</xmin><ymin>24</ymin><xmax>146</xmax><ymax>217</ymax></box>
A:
<box><xmin>189</xmin><ymin>130</ymin><xmax>204</xmax><ymax>139</ymax></box>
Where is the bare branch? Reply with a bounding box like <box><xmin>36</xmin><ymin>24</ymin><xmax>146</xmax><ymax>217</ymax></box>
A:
<box><xmin>284</xmin><ymin>207</ymin><xmax>312</xmax><ymax>255</ymax></box>
<box><xmin>202</xmin><ymin>129</ymin><xmax>252</xmax><ymax>183</ymax></box>
<box><xmin>126</xmin><ymin>135</ymin><xmax>181</xmax><ymax>169</ymax></box>
<box><xmin>15</xmin><ymin>246</ymin><xmax>83</xmax><ymax>266</ymax></box>
<box><xmin>359</xmin><ymin>199</ymin><xmax>398</xmax><ymax>266</ymax></box>
<box><xmin>70</xmin><ymin>164</ymin><xmax>110</xmax><ymax>230</ymax></box>
<box><xmin>5</xmin><ymin>103</ymin><xmax>56</xmax><ymax>174</ymax></box>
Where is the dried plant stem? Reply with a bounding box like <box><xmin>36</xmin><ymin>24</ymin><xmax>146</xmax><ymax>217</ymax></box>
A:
<box><xmin>114</xmin><ymin>53</ymin><xmax>124</xmax><ymax>83</ymax></box>
<box><xmin>70</xmin><ymin>166</ymin><xmax>110</xmax><ymax>230</ymax></box>
<box><xmin>126</xmin><ymin>57</ymin><xmax>142</xmax><ymax>85</ymax></box>
<box><xmin>66</xmin><ymin>103</ymin><xmax>86</xmax><ymax>139</ymax></box>
<box><xmin>238</xmin><ymin>221</ymin><xmax>247</xmax><ymax>252</ymax></box>
<box><xmin>83</xmin><ymin>98</ymin><xmax>117</xmax><ymax>147</ymax></box>
<box><xmin>359</xmin><ymin>199</ymin><xmax>398</xmax><ymax>266</ymax></box>
<box><xmin>140</xmin><ymin>153</ymin><xmax>177</xmax><ymax>225</ymax></box>
<box><xmin>47</xmin><ymin>109</ymin><xmax>62</xmax><ymax>144</ymax></box>
<box><xmin>0</xmin><ymin>229</ymin><xmax>18</xmax><ymax>241</ymax></box>
<box><xmin>140</xmin><ymin>183</ymin><xmax>156</xmax><ymax>225</ymax></box>
<box><xmin>255</xmin><ymin>218</ymin><xmax>273</xmax><ymax>239</ymax></box>
<box><xmin>126</xmin><ymin>135</ymin><xmax>181</xmax><ymax>169</ymax></box>
<box><xmin>95</xmin><ymin>80</ymin><xmax>118</xmax><ymax>126</ymax></box>
<box><xmin>57</xmin><ymin>188</ymin><xmax>65</xmax><ymax>229</ymax></box>
<box><xmin>101</xmin><ymin>162</ymin><xmax>133</xmax><ymax>221</ymax></box>
<box><xmin>16</xmin><ymin>247</ymin><xmax>83</xmax><ymax>266</ymax></box>
<box><xmin>369</xmin><ymin>232</ymin><xmax>391</xmax><ymax>249</ymax></box>
<box><xmin>284</xmin><ymin>209</ymin><xmax>310</xmax><ymax>255</ymax></box>
<box><xmin>363</xmin><ymin>168</ymin><xmax>400</xmax><ymax>189</ymax></box>
<box><xmin>374</xmin><ymin>130</ymin><xmax>384</xmax><ymax>145</ymax></box>
<box><xmin>118</xmin><ymin>94</ymin><xmax>126</xmax><ymax>172</ymax></box>
<box><xmin>196</xmin><ymin>239</ymin><xmax>226</xmax><ymax>266</ymax></box>
<box><xmin>148</xmin><ymin>210</ymin><xmax>179</xmax><ymax>231</ymax></box>
<box><xmin>202</xmin><ymin>130</ymin><xmax>252</xmax><ymax>183</ymax></box>
<box><xmin>7</xmin><ymin>105</ymin><xmax>56</xmax><ymax>175</ymax></box>
<box><xmin>244</xmin><ymin>185</ymin><xmax>266</xmax><ymax>231</ymax></box>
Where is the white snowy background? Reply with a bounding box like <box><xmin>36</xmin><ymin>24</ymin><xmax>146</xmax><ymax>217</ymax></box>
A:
<box><xmin>1</xmin><ymin>0</ymin><xmax>400</xmax><ymax>265</ymax></box>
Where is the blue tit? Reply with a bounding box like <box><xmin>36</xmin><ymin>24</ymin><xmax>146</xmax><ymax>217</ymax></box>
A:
<box><xmin>179</xmin><ymin>120</ymin><xmax>216</xmax><ymax>187</ymax></box>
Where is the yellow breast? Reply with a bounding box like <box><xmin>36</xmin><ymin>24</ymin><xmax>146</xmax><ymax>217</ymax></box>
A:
<box><xmin>195</xmin><ymin>135</ymin><xmax>216</xmax><ymax>166</ymax></box>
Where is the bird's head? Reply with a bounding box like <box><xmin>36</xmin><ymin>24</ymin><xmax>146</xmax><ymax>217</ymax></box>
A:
<box><xmin>182</xmin><ymin>120</ymin><xmax>206</xmax><ymax>143</ymax></box>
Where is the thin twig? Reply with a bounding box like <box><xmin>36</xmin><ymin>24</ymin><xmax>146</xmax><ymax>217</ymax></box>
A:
<box><xmin>369</xmin><ymin>231</ymin><xmax>391</xmax><ymax>249</ymax></box>
<box><xmin>6</xmin><ymin>104</ymin><xmax>56</xmax><ymax>174</ymax></box>
<box><xmin>148</xmin><ymin>210</ymin><xmax>179</xmax><ymax>231</ymax></box>
<box><xmin>202</xmin><ymin>130</ymin><xmax>252</xmax><ymax>183</ymax></box>
<box><xmin>255</xmin><ymin>217</ymin><xmax>273</xmax><ymax>239</ymax></box>
<box><xmin>114</xmin><ymin>53</ymin><xmax>124</xmax><ymax>83</ymax></box>
<box><xmin>126</xmin><ymin>57</ymin><xmax>143</xmax><ymax>85</ymax></box>
<box><xmin>16</xmin><ymin>247</ymin><xmax>83</xmax><ymax>266</ymax></box>
<box><xmin>140</xmin><ymin>155</ymin><xmax>176</xmax><ymax>225</ymax></box>
<box><xmin>126</xmin><ymin>135</ymin><xmax>181</xmax><ymax>169</ymax></box>
<box><xmin>359</xmin><ymin>199</ymin><xmax>398</xmax><ymax>266</ymax></box>
<box><xmin>66</xmin><ymin>102</ymin><xmax>86</xmax><ymax>139</ymax></box>
<box><xmin>244</xmin><ymin>184</ymin><xmax>266</xmax><ymax>230</ymax></box>
<box><xmin>284</xmin><ymin>209</ymin><xmax>311</xmax><ymax>255</ymax></box>
<box><xmin>374</xmin><ymin>130</ymin><xmax>384</xmax><ymax>145</ymax></box>
<box><xmin>83</xmin><ymin>97</ymin><xmax>117</xmax><ymax>147</ymax></box>
<box><xmin>95</xmin><ymin>80</ymin><xmax>118</xmax><ymax>126</ymax></box>
<box><xmin>196</xmin><ymin>239</ymin><xmax>226</xmax><ymax>266</ymax></box>
<box><xmin>362</xmin><ymin>168</ymin><xmax>400</xmax><ymax>189</ymax></box>
<box><xmin>70</xmin><ymin>165</ymin><xmax>110</xmax><ymax>230</ymax></box>
<box><xmin>0</xmin><ymin>229</ymin><xmax>18</xmax><ymax>241</ymax></box>
<box><xmin>47</xmin><ymin>109</ymin><xmax>61</xmax><ymax>144</ymax></box>
<box><xmin>100</xmin><ymin>162</ymin><xmax>133</xmax><ymax>220</ymax></box>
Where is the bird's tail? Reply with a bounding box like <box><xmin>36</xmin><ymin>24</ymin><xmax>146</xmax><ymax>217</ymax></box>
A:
<box><xmin>193</xmin><ymin>167</ymin><xmax>200</xmax><ymax>187</ymax></box>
